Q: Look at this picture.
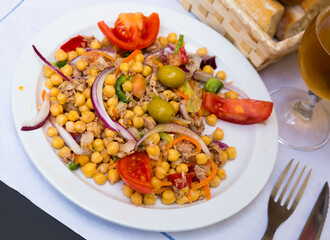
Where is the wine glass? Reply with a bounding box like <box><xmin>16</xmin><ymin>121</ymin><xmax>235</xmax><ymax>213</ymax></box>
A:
<box><xmin>271</xmin><ymin>5</ymin><xmax>330</xmax><ymax>150</ymax></box>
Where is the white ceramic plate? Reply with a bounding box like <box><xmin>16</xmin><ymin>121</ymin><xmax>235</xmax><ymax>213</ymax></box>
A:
<box><xmin>12</xmin><ymin>3</ymin><xmax>278</xmax><ymax>232</ymax></box>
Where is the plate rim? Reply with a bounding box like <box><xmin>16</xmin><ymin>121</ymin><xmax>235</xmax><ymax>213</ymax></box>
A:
<box><xmin>11</xmin><ymin>2</ymin><xmax>278</xmax><ymax>232</ymax></box>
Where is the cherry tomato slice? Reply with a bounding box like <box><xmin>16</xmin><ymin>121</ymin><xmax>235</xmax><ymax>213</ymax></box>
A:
<box><xmin>97</xmin><ymin>12</ymin><xmax>160</xmax><ymax>50</ymax></box>
<box><xmin>167</xmin><ymin>173</ymin><xmax>194</xmax><ymax>189</ymax></box>
<box><xmin>203</xmin><ymin>93</ymin><xmax>273</xmax><ymax>124</ymax></box>
<box><xmin>117</xmin><ymin>152</ymin><xmax>152</xmax><ymax>194</ymax></box>
<box><xmin>60</xmin><ymin>35</ymin><xmax>87</xmax><ymax>52</ymax></box>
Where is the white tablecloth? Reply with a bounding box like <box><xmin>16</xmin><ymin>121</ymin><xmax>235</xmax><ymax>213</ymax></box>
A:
<box><xmin>1</xmin><ymin>0</ymin><xmax>329</xmax><ymax>239</ymax></box>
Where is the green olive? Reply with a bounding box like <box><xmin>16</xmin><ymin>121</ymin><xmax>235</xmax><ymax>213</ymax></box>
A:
<box><xmin>158</xmin><ymin>65</ymin><xmax>186</xmax><ymax>88</ymax></box>
<box><xmin>147</xmin><ymin>99</ymin><xmax>175</xmax><ymax>123</ymax></box>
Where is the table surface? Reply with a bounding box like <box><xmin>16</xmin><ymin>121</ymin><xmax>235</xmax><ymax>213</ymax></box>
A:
<box><xmin>1</xmin><ymin>0</ymin><xmax>329</xmax><ymax>239</ymax></box>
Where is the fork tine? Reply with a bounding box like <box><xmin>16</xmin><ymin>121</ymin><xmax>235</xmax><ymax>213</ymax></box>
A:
<box><xmin>284</xmin><ymin>165</ymin><xmax>306</xmax><ymax>207</ymax></box>
<box><xmin>289</xmin><ymin>168</ymin><xmax>311</xmax><ymax>210</ymax></box>
<box><xmin>271</xmin><ymin>159</ymin><xmax>294</xmax><ymax>198</ymax></box>
<box><xmin>278</xmin><ymin>161</ymin><xmax>299</xmax><ymax>203</ymax></box>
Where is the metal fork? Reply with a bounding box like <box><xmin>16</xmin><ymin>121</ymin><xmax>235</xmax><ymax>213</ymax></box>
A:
<box><xmin>261</xmin><ymin>159</ymin><xmax>311</xmax><ymax>240</ymax></box>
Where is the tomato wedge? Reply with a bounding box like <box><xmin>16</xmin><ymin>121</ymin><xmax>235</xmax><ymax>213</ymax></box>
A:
<box><xmin>60</xmin><ymin>35</ymin><xmax>87</xmax><ymax>52</ymax></box>
<box><xmin>117</xmin><ymin>152</ymin><xmax>152</xmax><ymax>194</ymax></box>
<box><xmin>203</xmin><ymin>93</ymin><xmax>273</xmax><ymax>124</ymax></box>
<box><xmin>98</xmin><ymin>12</ymin><xmax>160</xmax><ymax>50</ymax></box>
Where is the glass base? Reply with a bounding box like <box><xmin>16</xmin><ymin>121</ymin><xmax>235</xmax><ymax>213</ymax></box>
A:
<box><xmin>271</xmin><ymin>87</ymin><xmax>330</xmax><ymax>151</ymax></box>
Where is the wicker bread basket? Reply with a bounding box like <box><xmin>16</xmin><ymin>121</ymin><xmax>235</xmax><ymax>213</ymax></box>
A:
<box><xmin>179</xmin><ymin>0</ymin><xmax>304</xmax><ymax>70</ymax></box>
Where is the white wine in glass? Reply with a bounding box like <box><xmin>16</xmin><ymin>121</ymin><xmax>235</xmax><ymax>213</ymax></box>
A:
<box><xmin>271</xmin><ymin>5</ymin><xmax>330</xmax><ymax>150</ymax></box>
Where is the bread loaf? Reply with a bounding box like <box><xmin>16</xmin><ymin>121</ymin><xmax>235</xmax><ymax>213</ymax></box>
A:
<box><xmin>276</xmin><ymin>0</ymin><xmax>330</xmax><ymax>40</ymax></box>
<box><xmin>235</xmin><ymin>0</ymin><xmax>285</xmax><ymax>37</ymax></box>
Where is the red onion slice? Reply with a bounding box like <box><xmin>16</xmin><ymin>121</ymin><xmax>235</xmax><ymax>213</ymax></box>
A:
<box><xmin>179</xmin><ymin>104</ymin><xmax>191</xmax><ymax>121</ymax></box>
<box><xmin>91</xmin><ymin>67</ymin><xmax>119</xmax><ymax>132</ymax></box>
<box><xmin>21</xmin><ymin>93</ymin><xmax>50</xmax><ymax>131</ymax></box>
<box><xmin>134</xmin><ymin>123</ymin><xmax>210</xmax><ymax>155</ymax></box>
<box><xmin>193</xmin><ymin>70</ymin><xmax>249</xmax><ymax>99</ymax></box>
<box><xmin>32</xmin><ymin>45</ymin><xmax>71</xmax><ymax>82</ymax></box>
<box><xmin>114</xmin><ymin>122</ymin><xmax>137</xmax><ymax>143</ymax></box>
<box><xmin>212</xmin><ymin>140</ymin><xmax>229</xmax><ymax>151</ymax></box>
<box><xmin>51</xmin><ymin>117</ymin><xmax>85</xmax><ymax>155</ymax></box>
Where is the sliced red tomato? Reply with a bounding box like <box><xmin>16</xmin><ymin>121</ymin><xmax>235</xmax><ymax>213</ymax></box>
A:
<box><xmin>167</xmin><ymin>173</ymin><xmax>194</xmax><ymax>189</ymax></box>
<box><xmin>97</xmin><ymin>12</ymin><xmax>160</xmax><ymax>50</ymax></box>
<box><xmin>60</xmin><ymin>35</ymin><xmax>87</xmax><ymax>52</ymax></box>
<box><xmin>203</xmin><ymin>93</ymin><xmax>273</xmax><ymax>124</ymax></box>
<box><xmin>117</xmin><ymin>152</ymin><xmax>152</xmax><ymax>194</ymax></box>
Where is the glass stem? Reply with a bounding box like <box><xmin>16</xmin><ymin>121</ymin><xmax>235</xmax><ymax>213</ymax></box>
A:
<box><xmin>293</xmin><ymin>90</ymin><xmax>321</xmax><ymax>120</ymax></box>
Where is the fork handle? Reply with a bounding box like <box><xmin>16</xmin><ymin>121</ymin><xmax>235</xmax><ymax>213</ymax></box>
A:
<box><xmin>261</xmin><ymin>224</ymin><xmax>277</xmax><ymax>240</ymax></box>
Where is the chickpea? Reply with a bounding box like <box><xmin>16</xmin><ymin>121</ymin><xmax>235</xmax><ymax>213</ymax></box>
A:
<box><xmin>210</xmin><ymin>176</ymin><xmax>221</xmax><ymax>187</ymax></box>
<box><xmin>68</xmin><ymin>110</ymin><xmax>79</xmax><ymax>121</ymax></box>
<box><xmin>196</xmin><ymin>153</ymin><xmax>209</xmax><ymax>165</ymax></box>
<box><xmin>119</xmin><ymin>62</ymin><xmax>130</xmax><ymax>73</ymax></box>
<box><xmin>61</xmin><ymin>64</ymin><xmax>73</xmax><ymax>77</ymax></box>
<box><xmin>202</xmin><ymin>135</ymin><xmax>212</xmax><ymax>146</ymax></box>
<box><xmin>226</xmin><ymin>147</ymin><xmax>237</xmax><ymax>160</ymax></box>
<box><xmin>52</xmin><ymin>136</ymin><xmax>64</xmax><ymax>149</ymax></box>
<box><xmin>155</xmin><ymin>166</ymin><xmax>167</xmax><ymax>180</ymax></box>
<box><xmin>67</xmin><ymin>51</ymin><xmax>78</xmax><ymax>61</ymax></box>
<box><xmin>104</xmin><ymin>128</ymin><xmax>116</xmax><ymax>138</ymax></box>
<box><xmin>78</xmin><ymin>103</ymin><xmax>90</xmax><ymax>113</ymax></box>
<box><xmin>45</xmin><ymin>78</ymin><xmax>53</xmax><ymax>89</ymax></box>
<box><xmin>49</xmin><ymin>87</ymin><xmax>60</xmax><ymax>97</ymax></box>
<box><xmin>50</xmin><ymin>73</ymin><xmax>63</xmax><ymax>86</ymax></box>
<box><xmin>101</xmin><ymin>37</ymin><xmax>111</xmax><ymax>47</ymax></box>
<box><xmin>158</xmin><ymin>36</ymin><xmax>168</xmax><ymax>47</ymax></box>
<box><xmin>87</xmin><ymin>76</ymin><xmax>96</xmax><ymax>87</ymax></box>
<box><xmin>76</xmin><ymin>155</ymin><xmax>89</xmax><ymax>166</ymax></box>
<box><xmin>59</xmin><ymin>146</ymin><xmax>71</xmax><ymax>158</ymax></box>
<box><xmin>90</xmin><ymin>39</ymin><xmax>102</xmax><ymax>49</ymax></box>
<box><xmin>103</xmin><ymin>85</ymin><xmax>116</xmax><ymax>98</ymax></box>
<box><xmin>55</xmin><ymin>114</ymin><xmax>68</xmax><ymax>127</ymax></box>
<box><xmin>221</xmin><ymin>151</ymin><xmax>228</xmax><ymax>163</ymax></box>
<box><xmin>132</xmin><ymin>116</ymin><xmax>144</xmax><ymax>129</ymax></box>
<box><xmin>162</xmin><ymin>90</ymin><xmax>174</xmax><ymax>100</ymax></box>
<box><xmin>202</xmin><ymin>65</ymin><xmax>214</xmax><ymax>75</ymax></box>
<box><xmin>107</xmin><ymin>97</ymin><xmax>118</xmax><ymax>107</ymax></box>
<box><xmin>161</xmin><ymin>190</ymin><xmax>176</xmax><ymax>205</ymax></box>
<box><xmin>134</xmin><ymin>53</ymin><xmax>144</xmax><ymax>63</ymax></box>
<box><xmin>216</xmin><ymin>70</ymin><xmax>227</xmax><ymax>80</ymax></box>
<box><xmin>86</xmin><ymin>98</ymin><xmax>94</xmax><ymax>110</ymax></box>
<box><xmin>196</xmin><ymin>47</ymin><xmax>208</xmax><ymax>56</ymax></box>
<box><xmin>81</xmin><ymin>162</ymin><xmax>97</xmax><ymax>178</ymax></box>
<box><xmin>82</xmin><ymin>88</ymin><xmax>91</xmax><ymax>99</ymax></box>
<box><xmin>168</xmin><ymin>169</ymin><xmax>176</xmax><ymax>175</ymax></box>
<box><xmin>132</xmin><ymin>106</ymin><xmax>144</xmax><ymax>117</ymax></box>
<box><xmin>142</xmin><ymin>102</ymin><xmax>149</xmax><ymax>112</ymax></box>
<box><xmin>176</xmin><ymin>196</ymin><xmax>189</xmax><ymax>205</ymax></box>
<box><xmin>122</xmin><ymin>184</ymin><xmax>134</xmax><ymax>197</ymax></box>
<box><xmin>143</xmin><ymin>194</ymin><xmax>156</xmax><ymax>206</ymax></box>
<box><xmin>108</xmin><ymin>168</ymin><xmax>120</xmax><ymax>184</ymax></box>
<box><xmin>93</xmin><ymin>173</ymin><xmax>107</xmax><ymax>185</ymax></box>
<box><xmin>151</xmin><ymin>177</ymin><xmax>162</xmax><ymax>190</ymax></box>
<box><xmin>55</xmin><ymin>49</ymin><xmax>68</xmax><ymax>62</ymax></box>
<box><xmin>91</xmin><ymin>152</ymin><xmax>103</xmax><ymax>164</ymax></box>
<box><xmin>76</xmin><ymin>47</ymin><xmax>86</xmax><ymax>55</ymax></box>
<box><xmin>160</xmin><ymin>161</ymin><xmax>170</xmax><ymax>172</ymax></box>
<box><xmin>122</xmin><ymin>81</ymin><xmax>133</xmax><ymax>92</ymax></box>
<box><xmin>142</xmin><ymin>65</ymin><xmax>152</xmax><ymax>77</ymax></box>
<box><xmin>217</xmin><ymin>168</ymin><xmax>227</xmax><ymax>180</ymax></box>
<box><xmin>57</xmin><ymin>93</ymin><xmax>66</xmax><ymax>105</ymax></box>
<box><xmin>145</xmin><ymin>133</ymin><xmax>160</xmax><ymax>145</ymax></box>
<box><xmin>176</xmin><ymin>163</ymin><xmax>189</xmax><ymax>174</ymax></box>
<box><xmin>80</xmin><ymin>111</ymin><xmax>95</xmax><ymax>124</ymax></box>
<box><xmin>128</xmin><ymin>59</ymin><xmax>135</xmax><ymax>67</ymax></box>
<box><xmin>74</xmin><ymin>121</ymin><xmax>86</xmax><ymax>133</ymax></box>
<box><xmin>74</xmin><ymin>93</ymin><xmax>86</xmax><ymax>106</ymax></box>
<box><xmin>50</xmin><ymin>103</ymin><xmax>63</xmax><ymax>116</ymax></box>
<box><xmin>107</xmin><ymin>142</ymin><xmax>119</xmax><ymax>155</ymax></box>
<box><xmin>167</xmin><ymin>32</ymin><xmax>177</xmax><ymax>44</ymax></box>
<box><xmin>170</xmin><ymin>101</ymin><xmax>179</xmax><ymax>113</ymax></box>
<box><xmin>76</xmin><ymin>59</ymin><xmax>88</xmax><ymax>71</ymax></box>
<box><xmin>47</xmin><ymin>126</ymin><xmax>58</xmax><ymax>137</ymax></box>
<box><xmin>225</xmin><ymin>91</ymin><xmax>239</xmax><ymax>99</ymax></box>
<box><xmin>191</xmin><ymin>189</ymin><xmax>201</xmax><ymax>202</ymax></box>
<box><xmin>205</xmin><ymin>114</ymin><xmax>217</xmax><ymax>126</ymax></box>
<box><xmin>105</xmin><ymin>74</ymin><xmax>116</xmax><ymax>85</ymax></box>
<box><xmin>131</xmin><ymin>61</ymin><xmax>143</xmax><ymax>73</ymax></box>
<box><xmin>213</xmin><ymin>127</ymin><xmax>224</xmax><ymax>141</ymax></box>
<box><xmin>97</xmin><ymin>163</ymin><xmax>110</xmax><ymax>174</ymax></box>
<box><xmin>130</xmin><ymin>192</ymin><xmax>143</xmax><ymax>205</ymax></box>
<box><xmin>43</xmin><ymin>65</ymin><xmax>55</xmax><ymax>77</ymax></box>
<box><xmin>146</xmin><ymin>145</ymin><xmax>160</xmax><ymax>157</ymax></box>
<box><xmin>90</xmin><ymin>68</ymin><xmax>98</xmax><ymax>76</ymax></box>
<box><xmin>167</xmin><ymin>149</ymin><xmax>180</xmax><ymax>162</ymax></box>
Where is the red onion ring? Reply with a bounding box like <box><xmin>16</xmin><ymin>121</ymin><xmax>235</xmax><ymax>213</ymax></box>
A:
<box><xmin>21</xmin><ymin>93</ymin><xmax>50</xmax><ymax>131</ymax></box>
<box><xmin>32</xmin><ymin>45</ymin><xmax>71</xmax><ymax>82</ymax></box>
<box><xmin>134</xmin><ymin>123</ymin><xmax>210</xmax><ymax>155</ymax></box>
<box><xmin>212</xmin><ymin>140</ymin><xmax>229</xmax><ymax>151</ymax></box>
<box><xmin>51</xmin><ymin>117</ymin><xmax>85</xmax><ymax>155</ymax></box>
